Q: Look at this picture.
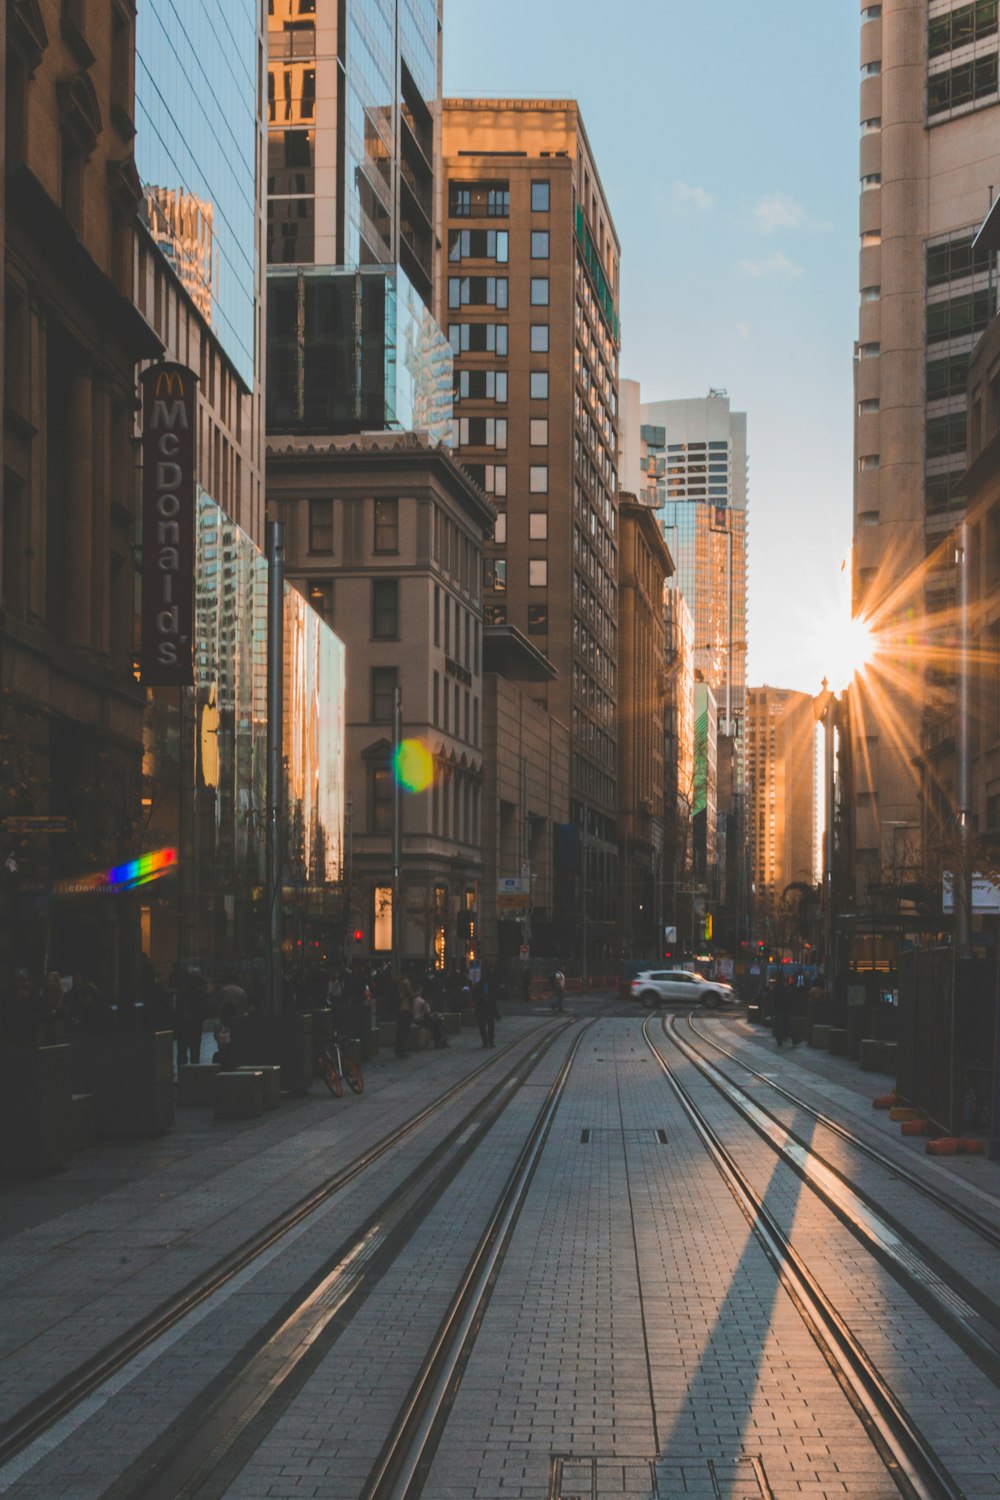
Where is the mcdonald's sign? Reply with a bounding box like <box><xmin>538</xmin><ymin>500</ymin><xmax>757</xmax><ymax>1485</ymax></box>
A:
<box><xmin>140</xmin><ymin>362</ymin><xmax>198</xmax><ymax>684</ymax></box>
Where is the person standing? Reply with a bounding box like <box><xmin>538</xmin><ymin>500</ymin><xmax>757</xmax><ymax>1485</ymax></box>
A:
<box><xmin>395</xmin><ymin>975</ymin><xmax>414</xmax><ymax>1057</ymax></box>
<box><xmin>176</xmin><ymin>969</ymin><xmax>208</xmax><ymax>1067</ymax></box>
<box><xmin>473</xmin><ymin>978</ymin><xmax>498</xmax><ymax>1047</ymax></box>
<box><xmin>549</xmin><ymin>969</ymin><xmax>566</xmax><ymax>1013</ymax></box>
<box><xmin>772</xmin><ymin>980</ymin><xmax>793</xmax><ymax>1047</ymax></box>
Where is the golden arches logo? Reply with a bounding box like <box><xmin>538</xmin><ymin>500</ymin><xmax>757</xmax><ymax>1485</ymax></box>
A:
<box><xmin>153</xmin><ymin>370</ymin><xmax>187</xmax><ymax>397</ymax></box>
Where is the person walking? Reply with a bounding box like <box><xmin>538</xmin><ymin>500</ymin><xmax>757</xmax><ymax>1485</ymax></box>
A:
<box><xmin>549</xmin><ymin>969</ymin><xmax>566</xmax><ymax>1013</ymax></box>
<box><xmin>473</xmin><ymin>978</ymin><xmax>498</xmax><ymax>1047</ymax></box>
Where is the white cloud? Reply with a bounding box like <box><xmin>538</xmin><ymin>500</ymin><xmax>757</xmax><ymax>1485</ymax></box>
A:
<box><xmin>671</xmin><ymin>180</ymin><xmax>716</xmax><ymax>213</ymax></box>
<box><xmin>749</xmin><ymin>191</ymin><xmax>831</xmax><ymax>235</ymax></box>
<box><xmin>739</xmin><ymin>251</ymin><xmax>804</xmax><ymax>278</ymax></box>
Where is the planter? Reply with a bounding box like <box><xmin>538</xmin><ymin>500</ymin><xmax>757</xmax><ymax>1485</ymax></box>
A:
<box><xmin>0</xmin><ymin>1045</ymin><xmax>75</xmax><ymax>1174</ymax></box>
<box><xmin>70</xmin><ymin>1032</ymin><xmax>174</xmax><ymax>1137</ymax></box>
<box><xmin>230</xmin><ymin>1012</ymin><xmax>313</xmax><ymax>1095</ymax></box>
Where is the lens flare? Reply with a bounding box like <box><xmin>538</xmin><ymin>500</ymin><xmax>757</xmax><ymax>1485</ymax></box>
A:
<box><xmin>394</xmin><ymin>739</ymin><xmax>434</xmax><ymax>793</ymax></box>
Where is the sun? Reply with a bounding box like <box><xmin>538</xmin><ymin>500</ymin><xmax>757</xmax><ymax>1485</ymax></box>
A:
<box><xmin>824</xmin><ymin>611</ymin><xmax>876</xmax><ymax>692</ymax></box>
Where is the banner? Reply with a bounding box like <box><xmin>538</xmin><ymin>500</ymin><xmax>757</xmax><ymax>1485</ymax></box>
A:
<box><xmin>140</xmin><ymin>362</ymin><xmax>198</xmax><ymax>684</ymax></box>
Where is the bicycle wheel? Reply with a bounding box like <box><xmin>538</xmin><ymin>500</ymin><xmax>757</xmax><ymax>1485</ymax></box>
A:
<box><xmin>344</xmin><ymin>1056</ymin><xmax>364</xmax><ymax>1094</ymax></box>
<box><xmin>320</xmin><ymin>1050</ymin><xmax>342</xmax><ymax>1097</ymax></box>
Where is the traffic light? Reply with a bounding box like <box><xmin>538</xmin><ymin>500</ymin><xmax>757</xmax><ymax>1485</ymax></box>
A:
<box><xmin>663</xmin><ymin>949</ymin><xmax>673</xmax><ymax>961</ymax></box>
<box><xmin>353</xmin><ymin>928</ymin><xmax>364</xmax><ymax>945</ymax></box>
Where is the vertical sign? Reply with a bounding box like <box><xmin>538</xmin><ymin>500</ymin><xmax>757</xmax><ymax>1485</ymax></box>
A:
<box><xmin>140</xmin><ymin>362</ymin><xmax>198</xmax><ymax>684</ymax></box>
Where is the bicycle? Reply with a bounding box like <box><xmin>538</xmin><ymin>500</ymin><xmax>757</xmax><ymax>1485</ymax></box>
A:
<box><xmin>317</xmin><ymin>1034</ymin><xmax>364</xmax><ymax>1097</ymax></box>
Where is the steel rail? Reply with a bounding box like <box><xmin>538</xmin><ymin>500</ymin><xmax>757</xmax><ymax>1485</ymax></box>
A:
<box><xmin>644</xmin><ymin>1016</ymin><xmax>968</xmax><ymax>1500</ymax></box>
<box><xmin>683</xmin><ymin>1010</ymin><xmax>1000</xmax><ymax>1252</ymax></box>
<box><xmin>0</xmin><ymin>1021</ymin><xmax>568</xmax><ymax>1476</ymax></box>
<box><xmin>361</xmin><ymin>1020</ymin><xmax>595</xmax><ymax>1500</ymax></box>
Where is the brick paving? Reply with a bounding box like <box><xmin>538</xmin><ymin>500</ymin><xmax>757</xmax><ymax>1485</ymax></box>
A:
<box><xmin>0</xmin><ymin>1001</ymin><xmax>997</xmax><ymax>1499</ymax></box>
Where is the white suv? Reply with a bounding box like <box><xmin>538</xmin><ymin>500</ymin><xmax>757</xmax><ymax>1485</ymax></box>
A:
<box><xmin>630</xmin><ymin>969</ymin><xmax>736</xmax><ymax>1008</ymax></box>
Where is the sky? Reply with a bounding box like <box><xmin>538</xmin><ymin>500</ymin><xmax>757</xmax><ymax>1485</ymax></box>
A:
<box><xmin>442</xmin><ymin>0</ymin><xmax>861</xmax><ymax>696</ymax></box>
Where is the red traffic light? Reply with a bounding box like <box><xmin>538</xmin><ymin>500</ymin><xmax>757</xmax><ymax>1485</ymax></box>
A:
<box><xmin>353</xmin><ymin>929</ymin><xmax>363</xmax><ymax>943</ymax></box>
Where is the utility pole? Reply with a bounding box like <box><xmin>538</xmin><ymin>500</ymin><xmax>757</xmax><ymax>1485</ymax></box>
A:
<box><xmin>265</xmin><ymin>520</ymin><xmax>285</xmax><ymax>1016</ymax></box>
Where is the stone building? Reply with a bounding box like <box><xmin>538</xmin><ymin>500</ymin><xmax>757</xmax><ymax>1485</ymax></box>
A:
<box><xmin>1</xmin><ymin>0</ymin><xmax>161</xmax><ymax>983</ymax></box>
<box><xmin>267</xmin><ymin>433</ymin><xmax>494</xmax><ymax>971</ymax></box>
<box><xmin>616</xmin><ymin>495</ymin><xmax>673</xmax><ymax>961</ymax></box>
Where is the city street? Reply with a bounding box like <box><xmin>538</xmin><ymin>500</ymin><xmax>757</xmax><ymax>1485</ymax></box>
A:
<box><xmin>0</xmin><ymin>997</ymin><xmax>997</xmax><ymax>1500</ymax></box>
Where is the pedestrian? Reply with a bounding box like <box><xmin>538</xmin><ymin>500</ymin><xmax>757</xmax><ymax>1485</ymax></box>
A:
<box><xmin>414</xmin><ymin>987</ymin><xmax>449</xmax><ymax>1048</ymax></box>
<box><xmin>549</xmin><ymin>969</ymin><xmax>566</xmax><ymax>1013</ymax></box>
<box><xmin>395</xmin><ymin>975</ymin><xmax>414</xmax><ymax>1057</ymax></box>
<box><xmin>473</xmin><ymin>977</ymin><xmax>499</xmax><ymax>1047</ymax></box>
<box><xmin>175</xmin><ymin>968</ymin><xmax>208</xmax><ymax>1067</ymax></box>
<box><xmin>520</xmin><ymin>966</ymin><xmax>532</xmax><ymax>1001</ymax></box>
<box><xmin>772</xmin><ymin>980</ymin><xmax>793</xmax><ymax>1047</ymax></box>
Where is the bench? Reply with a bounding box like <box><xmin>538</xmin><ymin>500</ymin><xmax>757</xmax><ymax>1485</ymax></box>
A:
<box><xmin>237</xmin><ymin>1063</ymin><xmax>281</xmax><ymax>1108</ymax></box>
<box><xmin>214</xmin><ymin>1069</ymin><xmax>265</xmax><ymax>1120</ymax></box>
<box><xmin>177</xmin><ymin>1063</ymin><xmax>220</xmax><ymax>1107</ymax></box>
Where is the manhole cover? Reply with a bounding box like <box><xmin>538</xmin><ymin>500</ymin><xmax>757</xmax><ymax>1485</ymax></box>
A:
<box><xmin>551</xmin><ymin>1453</ymin><xmax>771</xmax><ymax>1499</ymax></box>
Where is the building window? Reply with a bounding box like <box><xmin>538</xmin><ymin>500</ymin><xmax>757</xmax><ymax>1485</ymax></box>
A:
<box><xmin>531</xmin><ymin>231</ymin><xmax>549</xmax><ymax>259</ymax></box>
<box><xmin>860</xmin><ymin>174</ymin><xmax>881</xmax><ymax>191</ymax></box>
<box><xmin>485</xmin><ymin>604</ymin><xmax>507</xmax><ymax>625</ymax></box>
<box><xmin>456</xmin><ymin>369</ymin><xmax>507</xmax><ymax>402</ymax></box>
<box><xmin>861</xmin><ymin>4</ymin><xmax>882</xmax><ymax>18</ymax></box>
<box><xmin>928</xmin><ymin>54</ymin><xmax>999</xmax><ymax>116</ymax></box>
<box><xmin>453</xmin><ymin>416</ymin><xmax>508</xmax><ymax>448</ymax></box>
<box><xmin>527</xmin><ymin>605</ymin><xmax>548</xmax><ymax>635</ymax></box>
<box><xmin>857</xmin><ymin>454</ymin><xmax>881</xmax><ymax>471</ymax></box>
<box><xmin>308</xmin><ymin>578</ymin><xmax>333</xmax><ymax>621</ymax></box>
<box><xmin>861</xmin><ymin>117</ymin><xmax>882</xmax><ymax>134</ymax></box>
<box><xmin>861</xmin><ymin>285</ymin><xmax>881</xmax><ymax>301</ymax></box>
<box><xmin>374</xmin><ymin>497</ymin><xmax>399</xmax><ymax>552</ymax></box>
<box><xmin>531</xmin><ymin>180</ymin><xmax>550</xmax><ymax>212</ymax></box>
<box><xmin>926</xmin><ymin>233</ymin><xmax>992</xmax><ymax>286</ymax></box>
<box><xmin>925</xmin><ymin>352</ymin><xmax>970</xmax><ymax>401</ymax></box>
<box><xmin>861</xmin><ymin>230</ymin><xmax>881</xmax><ymax>247</ymax></box>
<box><xmin>926</xmin><ymin>412</ymin><xmax>967</xmax><ymax>458</ymax></box>
<box><xmin>529</xmin><ymin>465</ymin><xmax>548</xmax><ymax>493</ymax></box>
<box><xmin>60</xmin><ymin>132</ymin><xmax>85</xmax><ymax>231</ymax></box>
<box><xmin>485</xmin><ymin>558</ymin><xmax>507</xmax><ymax>592</ymax></box>
<box><xmin>371</xmin><ymin>666</ymin><xmax>398</xmax><ymax>722</ymax></box>
<box><xmin>373</xmin><ymin>885</ymin><xmax>393</xmax><ymax>948</ymax></box>
<box><xmin>926</xmin><ymin>288</ymin><xmax>994</xmax><ymax>344</ymax></box>
<box><xmin>449</xmin><ymin>322</ymin><xmax>508</xmax><ymax>355</ymax></box>
<box><xmin>859</xmin><ymin>342</ymin><xmax>880</xmax><ymax>359</ymax></box>
<box><xmin>530</xmin><ymin>371</ymin><xmax>549</xmax><ymax>399</ymax></box>
<box><xmin>929</xmin><ymin>2</ymin><xmax>997</xmax><ymax>60</ymax></box>
<box><xmin>372</xmin><ymin>578</ymin><xmax>399</xmax><ymax>639</ymax></box>
<box><xmin>530</xmin><ymin>418</ymin><xmax>548</xmax><ymax>446</ymax></box>
<box><xmin>861</xmin><ymin>60</ymin><xmax>881</xmax><ymax>78</ymax></box>
<box><xmin>529</xmin><ymin>511</ymin><xmax>548</xmax><ymax>540</ymax></box>
<box><xmin>448</xmin><ymin>227</ymin><xmax>509</xmax><ymax>262</ymax></box>
<box><xmin>434</xmin><ymin>584</ymin><xmax>440</xmax><ymax>645</ymax></box>
<box><xmin>448</xmin><ymin>179</ymin><xmax>509</xmax><ymax>217</ymax></box>
<box><xmin>309</xmin><ymin>497</ymin><xmax>333</xmax><ymax>553</ymax></box>
<box><xmin>530</xmin><ymin>324</ymin><xmax>549</xmax><ymax>352</ymax></box>
<box><xmin>529</xmin><ymin>560</ymin><xmax>547</xmax><ymax>586</ymax></box>
<box><xmin>494</xmin><ymin>511</ymin><xmax>507</xmax><ymax>543</ymax></box>
<box><xmin>858</xmin><ymin>398</ymin><xmax>881</xmax><ymax>415</ymax></box>
<box><xmin>371</xmin><ymin>768</ymin><xmax>392</xmax><ymax>834</ymax></box>
<box><xmin>530</xmin><ymin>277</ymin><xmax>550</xmax><ymax>306</ymax></box>
<box><xmin>448</xmin><ymin>275</ymin><xmax>508</xmax><ymax>309</ymax></box>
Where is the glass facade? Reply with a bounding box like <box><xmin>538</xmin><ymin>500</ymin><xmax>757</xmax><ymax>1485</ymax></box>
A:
<box><xmin>266</xmin><ymin>265</ymin><xmax>452</xmax><ymax>443</ymax></box>
<box><xmin>267</xmin><ymin>0</ymin><xmax>439</xmax><ymax>303</ymax></box>
<box><xmin>136</xmin><ymin>0</ymin><xmax>259</xmax><ymax>385</ymax></box>
<box><xmin>143</xmin><ymin>495</ymin><xmax>346</xmax><ymax>977</ymax></box>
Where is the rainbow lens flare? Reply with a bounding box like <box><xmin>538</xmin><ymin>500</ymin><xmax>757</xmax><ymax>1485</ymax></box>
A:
<box><xmin>107</xmin><ymin>848</ymin><xmax>178</xmax><ymax>890</ymax></box>
<box><xmin>394</xmin><ymin>739</ymin><xmax>434</xmax><ymax>793</ymax></box>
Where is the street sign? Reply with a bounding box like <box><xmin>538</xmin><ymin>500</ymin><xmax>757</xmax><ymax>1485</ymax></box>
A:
<box><xmin>497</xmin><ymin>875</ymin><xmax>529</xmax><ymax>912</ymax></box>
<box><xmin>3</xmin><ymin>816</ymin><xmax>72</xmax><ymax>835</ymax></box>
<box><xmin>519</xmin><ymin>944</ymin><xmax>530</xmax><ymax>959</ymax></box>
<box><xmin>664</xmin><ymin>925</ymin><xmax>677</xmax><ymax>943</ymax></box>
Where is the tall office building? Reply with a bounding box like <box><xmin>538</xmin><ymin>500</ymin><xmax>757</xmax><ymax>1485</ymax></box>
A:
<box><xmin>745</xmin><ymin>687</ymin><xmax>819</xmax><ymax>945</ymax></box>
<box><xmin>637</xmin><ymin>392</ymin><xmax>748</xmax><ymax>729</ymax></box>
<box><xmin>440</xmin><ymin>99</ymin><xmax>622</xmax><ymax>968</ymax></box>
<box><xmin>632</xmin><ymin>390</ymin><xmax>749</xmax><ymax>942</ymax></box>
<box><xmin>265</xmin><ymin>0</ymin><xmax>451</xmax><ymax>441</ymax></box>
<box><xmin>851</xmin><ymin>0</ymin><xmax>1000</xmax><ymax>891</ymax></box>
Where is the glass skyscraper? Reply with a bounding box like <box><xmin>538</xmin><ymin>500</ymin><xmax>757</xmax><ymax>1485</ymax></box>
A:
<box><xmin>266</xmin><ymin>0</ymin><xmax>448</xmax><ymax>437</ymax></box>
<box><xmin>135</xmin><ymin>0</ymin><xmax>260</xmax><ymax>386</ymax></box>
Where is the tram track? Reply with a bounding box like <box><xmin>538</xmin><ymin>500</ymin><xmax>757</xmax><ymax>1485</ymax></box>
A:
<box><xmin>645</xmin><ymin>1012</ymin><xmax>989</xmax><ymax>1500</ymax></box>
<box><xmin>0</xmin><ymin>1019</ymin><xmax>573</xmax><ymax>1486</ymax></box>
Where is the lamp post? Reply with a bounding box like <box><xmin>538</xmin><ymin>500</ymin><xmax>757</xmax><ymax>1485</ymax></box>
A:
<box><xmin>813</xmin><ymin>679</ymin><xmax>836</xmax><ymax>1004</ymax></box>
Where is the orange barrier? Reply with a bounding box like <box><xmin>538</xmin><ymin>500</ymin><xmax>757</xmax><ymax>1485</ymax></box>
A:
<box><xmin>900</xmin><ymin>1119</ymin><xmax>928</xmax><ymax>1136</ymax></box>
<box><xmin>872</xmin><ymin>1093</ymin><xmax>897</xmax><ymax>1110</ymax></box>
